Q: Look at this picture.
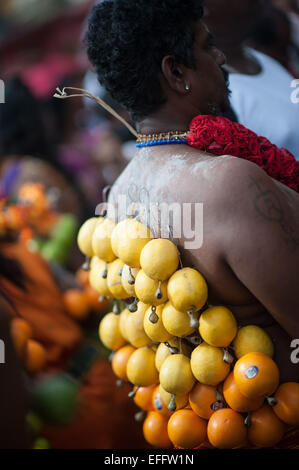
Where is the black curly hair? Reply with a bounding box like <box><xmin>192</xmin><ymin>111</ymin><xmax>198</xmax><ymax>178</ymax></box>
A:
<box><xmin>86</xmin><ymin>0</ymin><xmax>204</xmax><ymax>121</ymax></box>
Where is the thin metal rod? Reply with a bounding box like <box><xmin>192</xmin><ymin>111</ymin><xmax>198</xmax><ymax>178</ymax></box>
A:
<box><xmin>54</xmin><ymin>87</ymin><xmax>138</xmax><ymax>138</ymax></box>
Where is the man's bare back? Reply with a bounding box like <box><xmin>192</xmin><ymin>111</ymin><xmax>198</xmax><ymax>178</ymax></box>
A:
<box><xmin>109</xmin><ymin>145</ymin><xmax>299</xmax><ymax>382</ymax></box>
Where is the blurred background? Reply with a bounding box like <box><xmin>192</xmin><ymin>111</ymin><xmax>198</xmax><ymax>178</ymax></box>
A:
<box><xmin>0</xmin><ymin>0</ymin><xmax>136</xmax><ymax>272</ymax></box>
<box><xmin>0</xmin><ymin>0</ymin><xmax>298</xmax><ymax>450</ymax></box>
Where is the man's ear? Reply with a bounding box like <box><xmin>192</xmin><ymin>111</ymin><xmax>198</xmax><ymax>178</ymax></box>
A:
<box><xmin>161</xmin><ymin>56</ymin><xmax>187</xmax><ymax>94</ymax></box>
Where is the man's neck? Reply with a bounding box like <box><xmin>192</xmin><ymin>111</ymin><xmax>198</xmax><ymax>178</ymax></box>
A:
<box><xmin>136</xmin><ymin>107</ymin><xmax>194</xmax><ymax>135</ymax></box>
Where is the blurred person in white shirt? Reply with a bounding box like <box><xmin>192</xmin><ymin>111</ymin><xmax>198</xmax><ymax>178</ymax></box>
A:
<box><xmin>204</xmin><ymin>0</ymin><xmax>299</xmax><ymax>160</ymax></box>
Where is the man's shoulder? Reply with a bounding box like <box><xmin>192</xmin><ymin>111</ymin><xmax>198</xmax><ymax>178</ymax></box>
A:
<box><xmin>179</xmin><ymin>153</ymin><xmax>275</xmax><ymax>228</ymax></box>
<box><xmin>184</xmin><ymin>152</ymin><xmax>264</xmax><ymax>197</ymax></box>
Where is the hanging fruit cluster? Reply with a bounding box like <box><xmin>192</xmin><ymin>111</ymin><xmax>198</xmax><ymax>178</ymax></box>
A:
<box><xmin>77</xmin><ymin>215</ymin><xmax>299</xmax><ymax>449</ymax></box>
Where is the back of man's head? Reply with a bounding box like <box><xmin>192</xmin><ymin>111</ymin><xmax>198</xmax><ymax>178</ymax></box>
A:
<box><xmin>86</xmin><ymin>0</ymin><xmax>204</xmax><ymax>121</ymax></box>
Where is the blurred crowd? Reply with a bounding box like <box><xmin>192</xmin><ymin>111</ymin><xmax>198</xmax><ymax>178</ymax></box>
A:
<box><xmin>0</xmin><ymin>0</ymin><xmax>298</xmax><ymax>238</ymax></box>
<box><xmin>0</xmin><ymin>0</ymin><xmax>135</xmax><ymax>235</ymax></box>
<box><xmin>0</xmin><ymin>0</ymin><xmax>298</xmax><ymax>450</ymax></box>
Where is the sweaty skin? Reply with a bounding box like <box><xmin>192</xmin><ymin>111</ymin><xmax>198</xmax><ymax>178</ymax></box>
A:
<box><xmin>109</xmin><ymin>145</ymin><xmax>299</xmax><ymax>382</ymax></box>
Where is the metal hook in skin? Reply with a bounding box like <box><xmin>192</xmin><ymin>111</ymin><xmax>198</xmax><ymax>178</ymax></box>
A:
<box><xmin>155</xmin><ymin>281</ymin><xmax>163</xmax><ymax>300</ymax></box>
<box><xmin>244</xmin><ymin>411</ymin><xmax>252</xmax><ymax>427</ymax></box>
<box><xmin>128</xmin><ymin>267</ymin><xmax>135</xmax><ymax>285</ymax></box>
<box><xmin>102</xmin><ymin>185</ymin><xmax>112</xmax><ymax>204</ymax></box>
<box><xmin>186</xmin><ymin>335</ymin><xmax>202</xmax><ymax>346</ymax></box>
<box><xmin>108</xmin><ymin>351</ymin><xmax>115</xmax><ymax>363</ymax></box>
<box><xmin>164</xmin><ymin>342</ymin><xmax>179</xmax><ymax>355</ymax></box>
<box><xmin>128</xmin><ymin>387</ymin><xmax>138</xmax><ymax>399</ymax></box>
<box><xmin>134</xmin><ymin>410</ymin><xmax>146</xmax><ymax>422</ymax></box>
<box><xmin>128</xmin><ymin>298</ymin><xmax>138</xmax><ymax>312</ymax></box>
<box><xmin>223</xmin><ymin>349</ymin><xmax>234</xmax><ymax>364</ymax></box>
<box><xmin>187</xmin><ymin>309</ymin><xmax>199</xmax><ymax>329</ymax></box>
<box><xmin>102</xmin><ymin>263</ymin><xmax>108</xmax><ymax>279</ymax></box>
<box><xmin>149</xmin><ymin>305</ymin><xmax>159</xmax><ymax>324</ymax></box>
<box><xmin>112</xmin><ymin>302</ymin><xmax>121</xmax><ymax>315</ymax></box>
<box><xmin>82</xmin><ymin>256</ymin><xmax>91</xmax><ymax>271</ymax></box>
<box><xmin>216</xmin><ymin>387</ymin><xmax>223</xmax><ymax>403</ymax></box>
<box><xmin>266</xmin><ymin>396</ymin><xmax>278</xmax><ymax>407</ymax></box>
<box><xmin>168</xmin><ymin>394</ymin><xmax>177</xmax><ymax>412</ymax></box>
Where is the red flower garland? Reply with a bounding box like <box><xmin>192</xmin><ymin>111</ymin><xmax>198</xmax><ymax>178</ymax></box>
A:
<box><xmin>187</xmin><ymin>115</ymin><xmax>299</xmax><ymax>193</ymax></box>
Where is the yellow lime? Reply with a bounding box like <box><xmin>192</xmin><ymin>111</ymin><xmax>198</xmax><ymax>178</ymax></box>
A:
<box><xmin>140</xmin><ymin>238</ymin><xmax>179</xmax><ymax>281</ymax></box>
<box><xmin>126</xmin><ymin>301</ymin><xmax>152</xmax><ymax>348</ymax></box>
<box><xmin>159</xmin><ymin>385</ymin><xmax>188</xmax><ymax>411</ymax></box>
<box><xmin>121</xmin><ymin>264</ymin><xmax>140</xmax><ymax>297</ymax></box>
<box><xmin>190</xmin><ymin>342</ymin><xmax>230</xmax><ymax>386</ymax></box>
<box><xmin>233</xmin><ymin>325</ymin><xmax>274</xmax><ymax>359</ymax></box>
<box><xmin>118</xmin><ymin>308</ymin><xmax>130</xmax><ymax>342</ymax></box>
<box><xmin>91</xmin><ymin>218</ymin><xmax>116</xmax><ymax>262</ymax></box>
<box><xmin>134</xmin><ymin>270</ymin><xmax>168</xmax><ymax>306</ymax></box>
<box><xmin>143</xmin><ymin>305</ymin><xmax>172</xmax><ymax>343</ymax></box>
<box><xmin>99</xmin><ymin>312</ymin><xmax>126</xmax><ymax>350</ymax></box>
<box><xmin>167</xmin><ymin>268</ymin><xmax>208</xmax><ymax>312</ymax></box>
<box><xmin>107</xmin><ymin>258</ymin><xmax>129</xmax><ymax>299</ymax></box>
<box><xmin>89</xmin><ymin>255</ymin><xmax>102</xmax><ymax>271</ymax></box>
<box><xmin>111</xmin><ymin>218</ymin><xmax>153</xmax><ymax>268</ymax></box>
<box><xmin>89</xmin><ymin>259</ymin><xmax>111</xmax><ymax>297</ymax></box>
<box><xmin>199</xmin><ymin>306</ymin><xmax>237</xmax><ymax>347</ymax></box>
<box><xmin>160</xmin><ymin>354</ymin><xmax>195</xmax><ymax>395</ymax></box>
<box><xmin>126</xmin><ymin>347</ymin><xmax>159</xmax><ymax>386</ymax></box>
<box><xmin>77</xmin><ymin>217</ymin><xmax>99</xmax><ymax>257</ymax></box>
<box><xmin>162</xmin><ymin>301</ymin><xmax>198</xmax><ymax>337</ymax></box>
<box><xmin>155</xmin><ymin>338</ymin><xmax>191</xmax><ymax>372</ymax></box>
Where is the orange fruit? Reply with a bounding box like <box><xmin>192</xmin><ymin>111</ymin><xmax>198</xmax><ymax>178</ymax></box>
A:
<box><xmin>272</xmin><ymin>382</ymin><xmax>299</xmax><ymax>426</ymax></box>
<box><xmin>152</xmin><ymin>385</ymin><xmax>172</xmax><ymax>418</ymax></box>
<box><xmin>85</xmin><ymin>286</ymin><xmax>111</xmax><ymax>313</ymax></box>
<box><xmin>84</xmin><ymin>286</ymin><xmax>101</xmax><ymax>310</ymax></box>
<box><xmin>234</xmin><ymin>352</ymin><xmax>279</xmax><ymax>399</ymax></box>
<box><xmin>134</xmin><ymin>385</ymin><xmax>156</xmax><ymax>411</ymax></box>
<box><xmin>11</xmin><ymin>318</ymin><xmax>33</xmax><ymax>340</ymax></box>
<box><xmin>207</xmin><ymin>408</ymin><xmax>247</xmax><ymax>449</ymax></box>
<box><xmin>248</xmin><ymin>404</ymin><xmax>285</xmax><ymax>448</ymax></box>
<box><xmin>10</xmin><ymin>318</ymin><xmax>33</xmax><ymax>358</ymax></box>
<box><xmin>19</xmin><ymin>227</ymin><xmax>34</xmax><ymax>244</ymax></box>
<box><xmin>25</xmin><ymin>340</ymin><xmax>47</xmax><ymax>373</ymax></box>
<box><xmin>223</xmin><ymin>372</ymin><xmax>264</xmax><ymax>413</ymax></box>
<box><xmin>189</xmin><ymin>383</ymin><xmax>219</xmax><ymax>419</ymax></box>
<box><xmin>63</xmin><ymin>289</ymin><xmax>90</xmax><ymax>320</ymax></box>
<box><xmin>111</xmin><ymin>345</ymin><xmax>136</xmax><ymax>381</ymax></box>
<box><xmin>168</xmin><ymin>409</ymin><xmax>207</xmax><ymax>449</ymax></box>
<box><xmin>143</xmin><ymin>411</ymin><xmax>171</xmax><ymax>448</ymax></box>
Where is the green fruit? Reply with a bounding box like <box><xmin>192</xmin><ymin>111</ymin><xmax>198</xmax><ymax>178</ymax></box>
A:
<box><xmin>26</xmin><ymin>411</ymin><xmax>44</xmax><ymax>436</ymax></box>
<box><xmin>41</xmin><ymin>241</ymin><xmax>67</xmax><ymax>264</ymax></box>
<box><xmin>27</xmin><ymin>238</ymin><xmax>44</xmax><ymax>253</ymax></box>
<box><xmin>52</xmin><ymin>214</ymin><xmax>78</xmax><ymax>246</ymax></box>
<box><xmin>33</xmin><ymin>374</ymin><xmax>78</xmax><ymax>425</ymax></box>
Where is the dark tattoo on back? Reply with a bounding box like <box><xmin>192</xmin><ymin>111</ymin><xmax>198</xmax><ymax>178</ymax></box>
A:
<box><xmin>249</xmin><ymin>176</ymin><xmax>299</xmax><ymax>251</ymax></box>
